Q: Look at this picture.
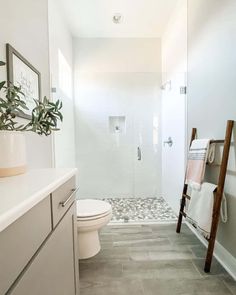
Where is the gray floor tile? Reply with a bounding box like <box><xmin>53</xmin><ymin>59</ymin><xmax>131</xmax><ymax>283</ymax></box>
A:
<box><xmin>100</xmin><ymin>241</ymin><xmax>114</xmax><ymax>249</ymax></box>
<box><xmin>148</xmin><ymin>223</ymin><xmax>178</xmax><ymax>232</ymax></box>
<box><xmin>128</xmin><ymin>243</ymin><xmax>191</xmax><ymax>252</ymax></box>
<box><xmin>142</xmin><ymin>277</ymin><xmax>233</xmax><ymax>295</ymax></box>
<box><xmin>189</xmin><ymin>244</ymin><xmax>207</xmax><ymax>258</ymax></box>
<box><xmin>88</xmin><ymin>248</ymin><xmax>130</xmax><ymax>261</ymax></box>
<box><xmin>168</xmin><ymin>233</ymin><xmax>200</xmax><ymax>246</ymax></box>
<box><xmin>129</xmin><ymin>245</ymin><xmax>194</xmax><ymax>261</ymax></box>
<box><xmin>112</xmin><ymin>232</ymin><xmax>168</xmax><ymax>241</ymax></box>
<box><xmin>122</xmin><ymin>260</ymin><xmax>201</xmax><ymax>279</ymax></box>
<box><xmin>129</xmin><ymin>250</ymin><xmax>150</xmax><ymax>261</ymax></box>
<box><xmin>122</xmin><ymin>261</ymin><xmax>161</xmax><ymax>279</ymax></box>
<box><xmin>79</xmin><ymin>261</ymin><xmax>122</xmax><ymax>281</ymax></box>
<box><xmin>113</xmin><ymin>236</ymin><xmax>169</xmax><ymax>247</ymax></box>
<box><xmin>102</xmin><ymin>225</ymin><xmax>152</xmax><ymax>234</ymax></box>
<box><xmin>192</xmin><ymin>258</ymin><xmax>228</xmax><ymax>277</ymax></box>
<box><xmin>148</xmin><ymin>248</ymin><xmax>194</xmax><ymax>260</ymax></box>
<box><xmin>80</xmin><ymin>279</ymin><xmax>144</xmax><ymax>295</ymax></box>
<box><xmin>223</xmin><ymin>276</ymin><xmax>236</xmax><ymax>295</ymax></box>
<box><xmin>79</xmin><ymin>224</ymin><xmax>236</xmax><ymax>295</ymax></box>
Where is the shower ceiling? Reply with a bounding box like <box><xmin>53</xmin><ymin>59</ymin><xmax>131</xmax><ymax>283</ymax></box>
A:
<box><xmin>58</xmin><ymin>0</ymin><xmax>177</xmax><ymax>38</ymax></box>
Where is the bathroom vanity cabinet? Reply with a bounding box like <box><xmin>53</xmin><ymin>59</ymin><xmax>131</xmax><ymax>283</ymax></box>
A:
<box><xmin>0</xmin><ymin>169</ymin><xmax>79</xmax><ymax>295</ymax></box>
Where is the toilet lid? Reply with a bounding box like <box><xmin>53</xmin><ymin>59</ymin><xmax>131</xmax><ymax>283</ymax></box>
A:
<box><xmin>77</xmin><ymin>199</ymin><xmax>112</xmax><ymax>218</ymax></box>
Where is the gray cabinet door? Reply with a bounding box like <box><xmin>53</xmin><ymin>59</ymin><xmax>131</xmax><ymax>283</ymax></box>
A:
<box><xmin>0</xmin><ymin>197</ymin><xmax>51</xmax><ymax>295</ymax></box>
<box><xmin>9</xmin><ymin>204</ymin><xmax>78</xmax><ymax>295</ymax></box>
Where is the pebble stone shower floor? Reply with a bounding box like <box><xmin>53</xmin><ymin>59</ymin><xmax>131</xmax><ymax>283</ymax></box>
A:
<box><xmin>102</xmin><ymin>197</ymin><xmax>177</xmax><ymax>223</ymax></box>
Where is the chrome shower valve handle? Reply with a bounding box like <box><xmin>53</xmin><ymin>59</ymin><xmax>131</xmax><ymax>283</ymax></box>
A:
<box><xmin>163</xmin><ymin>137</ymin><xmax>173</xmax><ymax>147</ymax></box>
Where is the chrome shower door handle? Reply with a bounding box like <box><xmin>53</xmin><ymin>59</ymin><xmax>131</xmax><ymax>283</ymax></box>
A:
<box><xmin>163</xmin><ymin>137</ymin><xmax>173</xmax><ymax>147</ymax></box>
<box><xmin>137</xmin><ymin>146</ymin><xmax>142</xmax><ymax>161</ymax></box>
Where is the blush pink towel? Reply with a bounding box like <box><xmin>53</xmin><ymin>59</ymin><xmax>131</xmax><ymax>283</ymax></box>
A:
<box><xmin>185</xmin><ymin>139</ymin><xmax>210</xmax><ymax>189</ymax></box>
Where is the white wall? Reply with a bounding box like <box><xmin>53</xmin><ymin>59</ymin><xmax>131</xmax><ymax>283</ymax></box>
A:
<box><xmin>75</xmin><ymin>38</ymin><xmax>162</xmax><ymax>73</ymax></box>
<box><xmin>74</xmin><ymin>38</ymin><xmax>162</xmax><ymax>198</ymax></box>
<box><xmin>48</xmin><ymin>0</ymin><xmax>76</xmax><ymax>168</ymax></box>
<box><xmin>161</xmin><ymin>0</ymin><xmax>187</xmax><ymax>213</ymax></box>
<box><xmin>188</xmin><ymin>0</ymin><xmax>236</xmax><ymax>261</ymax></box>
<box><xmin>0</xmin><ymin>0</ymin><xmax>52</xmax><ymax>168</ymax></box>
<box><xmin>162</xmin><ymin>0</ymin><xmax>187</xmax><ymax>79</ymax></box>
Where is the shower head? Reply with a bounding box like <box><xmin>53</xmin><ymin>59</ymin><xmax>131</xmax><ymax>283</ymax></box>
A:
<box><xmin>160</xmin><ymin>80</ymin><xmax>172</xmax><ymax>90</ymax></box>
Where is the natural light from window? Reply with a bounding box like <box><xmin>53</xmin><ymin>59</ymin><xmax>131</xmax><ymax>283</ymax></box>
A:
<box><xmin>58</xmin><ymin>49</ymin><xmax>72</xmax><ymax>98</ymax></box>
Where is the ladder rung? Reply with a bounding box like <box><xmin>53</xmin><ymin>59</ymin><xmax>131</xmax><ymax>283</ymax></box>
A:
<box><xmin>210</xmin><ymin>139</ymin><xmax>225</xmax><ymax>144</ymax></box>
<box><xmin>190</xmin><ymin>223</ymin><xmax>210</xmax><ymax>242</ymax></box>
<box><xmin>182</xmin><ymin>194</ymin><xmax>191</xmax><ymax>200</ymax></box>
<box><xmin>206</xmin><ymin>163</ymin><xmax>221</xmax><ymax>167</ymax></box>
<box><xmin>180</xmin><ymin>211</ymin><xmax>187</xmax><ymax>218</ymax></box>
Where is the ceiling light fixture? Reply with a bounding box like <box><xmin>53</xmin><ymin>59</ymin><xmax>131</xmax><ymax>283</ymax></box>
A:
<box><xmin>113</xmin><ymin>13</ymin><xmax>123</xmax><ymax>24</ymax></box>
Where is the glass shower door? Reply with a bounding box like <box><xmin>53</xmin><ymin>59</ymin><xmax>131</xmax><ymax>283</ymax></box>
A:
<box><xmin>132</xmin><ymin>73</ymin><xmax>162</xmax><ymax>198</ymax></box>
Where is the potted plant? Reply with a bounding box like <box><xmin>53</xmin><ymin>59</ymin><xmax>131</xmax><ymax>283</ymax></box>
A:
<box><xmin>0</xmin><ymin>61</ymin><xmax>63</xmax><ymax>177</ymax></box>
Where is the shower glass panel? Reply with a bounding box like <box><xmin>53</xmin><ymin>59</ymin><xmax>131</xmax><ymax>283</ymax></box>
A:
<box><xmin>75</xmin><ymin>72</ymin><xmax>162</xmax><ymax>199</ymax></box>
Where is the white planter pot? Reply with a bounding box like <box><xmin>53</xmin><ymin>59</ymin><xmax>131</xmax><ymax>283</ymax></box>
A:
<box><xmin>0</xmin><ymin>131</ymin><xmax>27</xmax><ymax>177</ymax></box>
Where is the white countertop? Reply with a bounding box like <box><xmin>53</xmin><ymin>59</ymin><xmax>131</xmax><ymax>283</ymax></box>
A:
<box><xmin>0</xmin><ymin>168</ymin><xmax>77</xmax><ymax>232</ymax></box>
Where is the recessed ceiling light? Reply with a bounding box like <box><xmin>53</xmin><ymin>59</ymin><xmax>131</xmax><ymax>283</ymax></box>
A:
<box><xmin>113</xmin><ymin>13</ymin><xmax>123</xmax><ymax>24</ymax></box>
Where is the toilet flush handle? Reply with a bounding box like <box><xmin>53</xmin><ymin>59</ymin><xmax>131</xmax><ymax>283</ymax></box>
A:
<box><xmin>60</xmin><ymin>187</ymin><xmax>79</xmax><ymax>207</ymax></box>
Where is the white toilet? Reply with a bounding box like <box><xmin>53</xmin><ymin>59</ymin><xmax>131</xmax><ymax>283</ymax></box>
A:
<box><xmin>76</xmin><ymin>199</ymin><xmax>112</xmax><ymax>259</ymax></box>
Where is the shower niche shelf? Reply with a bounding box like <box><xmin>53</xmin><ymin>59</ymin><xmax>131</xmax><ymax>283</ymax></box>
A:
<box><xmin>109</xmin><ymin>116</ymin><xmax>126</xmax><ymax>134</ymax></box>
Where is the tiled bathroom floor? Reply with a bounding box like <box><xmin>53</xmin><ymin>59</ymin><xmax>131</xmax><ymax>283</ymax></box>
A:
<box><xmin>79</xmin><ymin>223</ymin><xmax>236</xmax><ymax>295</ymax></box>
<box><xmin>103</xmin><ymin>197</ymin><xmax>177</xmax><ymax>223</ymax></box>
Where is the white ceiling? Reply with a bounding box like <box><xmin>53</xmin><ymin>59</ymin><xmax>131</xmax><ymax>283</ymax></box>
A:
<box><xmin>58</xmin><ymin>0</ymin><xmax>178</xmax><ymax>38</ymax></box>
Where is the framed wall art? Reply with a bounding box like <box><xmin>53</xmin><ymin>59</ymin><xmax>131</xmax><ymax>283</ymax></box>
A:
<box><xmin>6</xmin><ymin>43</ymin><xmax>41</xmax><ymax>120</ymax></box>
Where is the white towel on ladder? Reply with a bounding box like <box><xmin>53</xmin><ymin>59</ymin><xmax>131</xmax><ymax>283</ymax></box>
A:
<box><xmin>187</xmin><ymin>182</ymin><xmax>217</xmax><ymax>238</ymax></box>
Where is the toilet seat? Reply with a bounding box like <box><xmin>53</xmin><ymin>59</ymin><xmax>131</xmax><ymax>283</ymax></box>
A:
<box><xmin>77</xmin><ymin>199</ymin><xmax>112</xmax><ymax>221</ymax></box>
<box><xmin>77</xmin><ymin>210</ymin><xmax>112</xmax><ymax>221</ymax></box>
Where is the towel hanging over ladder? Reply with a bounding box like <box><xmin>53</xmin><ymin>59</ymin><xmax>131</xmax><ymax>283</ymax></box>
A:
<box><xmin>185</xmin><ymin>139</ymin><xmax>210</xmax><ymax>190</ymax></box>
<box><xmin>186</xmin><ymin>182</ymin><xmax>217</xmax><ymax>239</ymax></box>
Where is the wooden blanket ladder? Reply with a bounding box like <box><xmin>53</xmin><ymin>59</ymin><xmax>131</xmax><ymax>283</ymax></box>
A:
<box><xmin>176</xmin><ymin>120</ymin><xmax>234</xmax><ymax>273</ymax></box>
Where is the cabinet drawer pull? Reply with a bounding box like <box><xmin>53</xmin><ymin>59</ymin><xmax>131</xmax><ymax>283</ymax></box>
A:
<box><xmin>59</xmin><ymin>188</ymin><xmax>79</xmax><ymax>207</ymax></box>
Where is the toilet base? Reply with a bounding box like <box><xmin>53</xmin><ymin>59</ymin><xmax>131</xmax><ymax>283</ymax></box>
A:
<box><xmin>78</xmin><ymin>230</ymin><xmax>101</xmax><ymax>259</ymax></box>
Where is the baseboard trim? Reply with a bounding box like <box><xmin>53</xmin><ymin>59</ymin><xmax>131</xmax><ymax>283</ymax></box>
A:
<box><xmin>186</xmin><ymin>222</ymin><xmax>236</xmax><ymax>280</ymax></box>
